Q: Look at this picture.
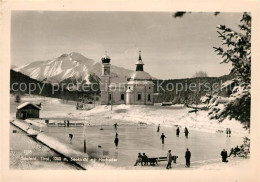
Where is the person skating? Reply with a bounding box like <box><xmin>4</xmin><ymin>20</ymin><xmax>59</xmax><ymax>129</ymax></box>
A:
<box><xmin>115</xmin><ymin>132</ymin><xmax>118</xmax><ymax>138</ymax></box>
<box><xmin>185</xmin><ymin>148</ymin><xmax>191</xmax><ymax>167</ymax></box>
<box><xmin>160</xmin><ymin>133</ymin><xmax>166</xmax><ymax>144</ymax></box>
<box><xmin>226</xmin><ymin>128</ymin><xmax>229</xmax><ymax>137</ymax></box>
<box><xmin>114</xmin><ymin>136</ymin><xmax>119</xmax><ymax>148</ymax></box>
<box><xmin>184</xmin><ymin>127</ymin><xmax>189</xmax><ymax>138</ymax></box>
<box><xmin>69</xmin><ymin>134</ymin><xmax>73</xmax><ymax>144</ymax></box>
<box><xmin>134</xmin><ymin>153</ymin><xmax>143</xmax><ymax>166</ymax></box>
<box><xmin>228</xmin><ymin>128</ymin><xmax>231</xmax><ymax>137</ymax></box>
<box><xmin>221</xmin><ymin>149</ymin><xmax>228</xmax><ymax>162</ymax></box>
<box><xmin>166</xmin><ymin>150</ymin><xmax>173</xmax><ymax>169</ymax></box>
<box><xmin>157</xmin><ymin>124</ymin><xmax>160</xmax><ymax>132</ymax></box>
<box><xmin>176</xmin><ymin>127</ymin><xmax>180</xmax><ymax>137</ymax></box>
<box><xmin>114</xmin><ymin>123</ymin><xmax>118</xmax><ymax>131</ymax></box>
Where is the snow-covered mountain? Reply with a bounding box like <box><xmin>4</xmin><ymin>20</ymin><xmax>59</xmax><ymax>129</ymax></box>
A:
<box><xmin>14</xmin><ymin>52</ymin><xmax>134</xmax><ymax>84</ymax></box>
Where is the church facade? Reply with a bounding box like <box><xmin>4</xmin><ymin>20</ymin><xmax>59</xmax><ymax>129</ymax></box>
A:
<box><xmin>100</xmin><ymin>51</ymin><xmax>154</xmax><ymax>105</ymax></box>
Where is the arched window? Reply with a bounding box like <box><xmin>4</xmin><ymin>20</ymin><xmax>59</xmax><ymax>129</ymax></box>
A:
<box><xmin>138</xmin><ymin>94</ymin><xmax>141</xmax><ymax>100</ymax></box>
<box><xmin>121</xmin><ymin>94</ymin><xmax>125</xmax><ymax>100</ymax></box>
<box><xmin>148</xmin><ymin>94</ymin><xmax>151</xmax><ymax>101</ymax></box>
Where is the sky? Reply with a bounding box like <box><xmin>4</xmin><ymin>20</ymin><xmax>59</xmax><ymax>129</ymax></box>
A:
<box><xmin>11</xmin><ymin>11</ymin><xmax>243</xmax><ymax>79</ymax></box>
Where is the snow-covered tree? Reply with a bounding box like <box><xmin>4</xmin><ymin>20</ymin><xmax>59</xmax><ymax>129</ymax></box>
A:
<box><xmin>193</xmin><ymin>71</ymin><xmax>208</xmax><ymax>78</ymax></box>
<box><xmin>203</xmin><ymin>13</ymin><xmax>251</xmax><ymax>129</ymax></box>
<box><xmin>15</xmin><ymin>93</ymin><xmax>21</xmax><ymax>104</ymax></box>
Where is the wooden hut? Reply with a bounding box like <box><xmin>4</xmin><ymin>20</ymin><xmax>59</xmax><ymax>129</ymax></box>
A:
<box><xmin>16</xmin><ymin>102</ymin><xmax>41</xmax><ymax>120</ymax></box>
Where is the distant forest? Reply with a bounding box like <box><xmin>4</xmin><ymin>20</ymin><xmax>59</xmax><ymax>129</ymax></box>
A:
<box><xmin>10</xmin><ymin>69</ymin><xmax>234</xmax><ymax>104</ymax></box>
<box><xmin>10</xmin><ymin>69</ymin><xmax>99</xmax><ymax>102</ymax></box>
<box><xmin>153</xmin><ymin>74</ymin><xmax>235</xmax><ymax>104</ymax></box>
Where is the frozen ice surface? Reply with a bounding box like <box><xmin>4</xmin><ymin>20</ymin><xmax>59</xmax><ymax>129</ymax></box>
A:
<box><xmin>10</xmin><ymin>95</ymin><xmax>249</xmax><ymax>169</ymax></box>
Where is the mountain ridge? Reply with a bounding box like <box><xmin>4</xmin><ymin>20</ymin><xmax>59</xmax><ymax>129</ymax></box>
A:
<box><xmin>14</xmin><ymin>52</ymin><xmax>134</xmax><ymax>85</ymax></box>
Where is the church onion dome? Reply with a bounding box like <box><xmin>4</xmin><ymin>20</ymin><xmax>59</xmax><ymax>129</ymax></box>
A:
<box><xmin>101</xmin><ymin>51</ymin><xmax>111</xmax><ymax>64</ymax></box>
<box><xmin>130</xmin><ymin>71</ymin><xmax>152</xmax><ymax>81</ymax></box>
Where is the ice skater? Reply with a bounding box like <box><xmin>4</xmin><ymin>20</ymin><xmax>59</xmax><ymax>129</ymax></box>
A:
<box><xmin>166</xmin><ymin>150</ymin><xmax>173</xmax><ymax>169</ymax></box>
<box><xmin>160</xmin><ymin>133</ymin><xmax>166</xmax><ymax>144</ymax></box>
<box><xmin>185</xmin><ymin>148</ymin><xmax>191</xmax><ymax>167</ymax></box>
<box><xmin>114</xmin><ymin>123</ymin><xmax>118</xmax><ymax>131</ymax></box>
<box><xmin>157</xmin><ymin>124</ymin><xmax>160</xmax><ymax>132</ymax></box>
<box><xmin>115</xmin><ymin>132</ymin><xmax>118</xmax><ymax>138</ymax></box>
<box><xmin>226</xmin><ymin>128</ymin><xmax>229</xmax><ymax>137</ymax></box>
<box><xmin>114</xmin><ymin>136</ymin><xmax>119</xmax><ymax>148</ymax></box>
<box><xmin>228</xmin><ymin>128</ymin><xmax>231</xmax><ymax>137</ymax></box>
<box><xmin>184</xmin><ymin>127</ymin><xmax>189</xmax><ymax>138</ymax></box>
<box><xmin>176</xmin><ymin>127</ymin><xmax>180</xmax><ymax>137</ymax></box>
<box><xmin>69</xmin><ymin>134</ymin><xmax>73</xmax><ymax>144</ymax></box>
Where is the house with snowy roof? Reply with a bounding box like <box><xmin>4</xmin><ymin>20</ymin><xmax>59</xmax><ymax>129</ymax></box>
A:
<box><xmin>100</xmin><ymin>51</ymin><xmax>154</xmax><ymax>105</ymax></box>
<box><xmin>16</xmin><ymin>102</ymin><xmax>41</xmax><ymax>120</ymax></box>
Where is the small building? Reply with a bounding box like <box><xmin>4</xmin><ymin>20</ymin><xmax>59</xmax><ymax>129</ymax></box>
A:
<box><xmin>16</xmin><ymin>102</ymin><xmax>41</xmax><ymax>120</ymax></box>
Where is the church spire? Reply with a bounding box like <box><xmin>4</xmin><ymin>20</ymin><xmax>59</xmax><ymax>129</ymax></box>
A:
<box><xmin>135</xmin><ymin>50</ymin><xmax>144</xmax><ymax>71</ymax></box>
<box><xmin>138</xmin><ymin>50</ymin><xmax>142</xmax><ymax>60</ymax></box>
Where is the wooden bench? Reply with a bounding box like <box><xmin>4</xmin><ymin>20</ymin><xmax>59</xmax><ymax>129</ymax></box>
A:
<box><xmin>157</xmin><ymin>156</ymin><xmax>178</xmax><ymax>163</ymax></box>
<box><xmin>141</xmin><ymin>156</ymin><xmax>178</xmax><ymax>166</ymax></box>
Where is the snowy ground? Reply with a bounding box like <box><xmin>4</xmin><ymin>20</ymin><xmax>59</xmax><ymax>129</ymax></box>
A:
<box><xmin>10</xmin><ymin>95</ymin><xmax>250</xmax><ymax>170</ymax></box>
<box><xmin>10</xmin><ymin>95</ymin><xmax>248</xmax><ymax>137</ymax></box>
<box><xmin>10</xmin><ymin>124</ymin><xmax>78</xmax><ymax>170</ymax></box>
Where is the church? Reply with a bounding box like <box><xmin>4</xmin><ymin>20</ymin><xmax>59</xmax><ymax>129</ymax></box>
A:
<box><xmin>100</xmin><ymin>51</ymin><xmax>154</xmax><ymax>105</ymax></box>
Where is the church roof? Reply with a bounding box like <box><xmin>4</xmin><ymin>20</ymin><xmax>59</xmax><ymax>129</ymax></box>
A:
<box><xmin>130</xmin><ymin>71</ymin><xmax>152</xmax><ymax>81</ymax></box>
<box><xmin>127</xmin><ymin>80</ymin><xmax>154</xmax><ymax>85</ymax></box>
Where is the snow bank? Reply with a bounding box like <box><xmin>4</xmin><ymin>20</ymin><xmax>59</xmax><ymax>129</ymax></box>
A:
<box><xmin>76</xmin><ymin>105</ymin><xmax>248</xmax><ymax>137</ymax></box>
<box><xmin>11</xmin><ymin>120</ymin><xmax>40</xmax><ymax>135</ymax></box>
<box><xmin>24</xmin><ymin>119</ymin><xmax>46</xmax><ymax>128</ymax></box>
<box><xmin>36</xmin><ymin>133</ymin><xmax>86</xmax><ymax>158</ymax></box>
<box><xmin>11</xmin><ymin>120</ymin><xmax>88</xmax><ymax>165</ymax></box>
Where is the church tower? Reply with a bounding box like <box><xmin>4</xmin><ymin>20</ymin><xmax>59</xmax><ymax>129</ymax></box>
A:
<box><xmin>100</xmin><ymin>52</ymin><xmax>111</xmax><ymax>105</ymax></box>
<box><xmin>126</xmin><ymin>50</ymin><xmax>154</xmax><ymax>105</ymax></box>
<box><xmin>136</xmin><ymin>50</ymin><xmax>144</xmax><ymax>71</ymax></box>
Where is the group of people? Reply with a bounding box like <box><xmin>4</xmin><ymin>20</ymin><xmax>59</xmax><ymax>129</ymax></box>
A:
<box><xmin>113</xmin><ymin>123</ymin><xmax>238</xmax><ymax>169</ymax></box>
<box><xmin>226</xmin><ymin>128</ymin><xmax>232</xmax><ymax>137</ymax></box>
<box><xmin>159</xmin><ymin>126</ymin><xmax>190</xmax><ymax>144</ymax></box>
<box><xmin>221</xmin><ymin>145</ymin><xmax>242</xmax><ymax>162</ymax></box>
<box><xmin>134</xmin><ymin>153</ymin><xmax>149</xmax><ymax>166</ymax></box>
<box><xmin>229</xmin><ymin>145</ymin><xmax>241</xmax><ymax>157</ymax></box>
<box><xmin>178</xmin><ymin>127</ymin><xmax>189</xmax><ymax>138</ymax></box>
<box><xmin>166</xmin><ymin>148</ymin><xmax>191</xmax><ymax>169</ymax></box>
<box><xmin>64</xmin><ymin>120</ymin><xmax>70</xmax><ymax>127</ymax></box>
